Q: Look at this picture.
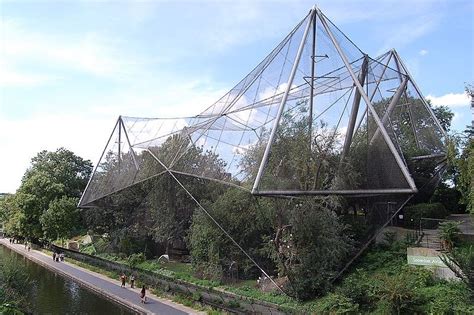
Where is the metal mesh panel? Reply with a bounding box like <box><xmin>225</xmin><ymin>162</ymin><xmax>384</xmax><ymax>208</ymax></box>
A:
<box><xmin>79</xmin><ymin>9</ymin><xmax>446</xmax><ymax>207</ymax></box>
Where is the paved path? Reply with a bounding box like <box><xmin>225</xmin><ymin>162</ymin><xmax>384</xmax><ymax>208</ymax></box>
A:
<box><xmin>0</xmin><ymin>238</ymin><xmax>201</xmax><ymax>315</ymax></box>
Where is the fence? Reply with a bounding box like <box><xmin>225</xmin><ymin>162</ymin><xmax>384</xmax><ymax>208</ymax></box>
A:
<box><xmin>50</xmin><ymin>244</ymin><xmax>289</xmax><ymax>315</ymax></box>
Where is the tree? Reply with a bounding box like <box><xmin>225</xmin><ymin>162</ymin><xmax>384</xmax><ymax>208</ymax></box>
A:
<box><xmin>14</xmin><ymin>148</ymin><xmax>92</xmax><ymax>241</ymax></box>
<box><xmin>457</xmin><ymin>137</ymin><xmax>474</xmax><ymax>214</ymax></box>
<box><xmin>189</xmin><ymin>188</ymin><xmax>274</xmax><ymax>280</ymax></box>
<box><xmin>431</xmin><ymin>104</ymin><xmax>454</xmax><ymax>132</ymax></box>
<box><xmin>267</xmin><ymin>198</ymin><xmax>353</xmax><ymax>300</ymax></box>
<box><xmin>40</xmin><ymin>196</ymin><xmax>80</xmax><ymax>242</ymax></box>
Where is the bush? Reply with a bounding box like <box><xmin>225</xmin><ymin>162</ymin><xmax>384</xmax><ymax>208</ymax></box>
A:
<box><xmin>438</xmin><ymin>221</ymin><xmax>461</xmax><ymax>251</ymax></box>
<box><xmin>313</xmin><ymin>293</ymin><xmax>359</xmax><ymax>314</ymax></box>
<box><xmin>403</xmin><ymin>203</ymin><xmax>448</xmax><ymax>228</ymax></box>
<box><xmin>189</xmin><ymin>189</ymin><xmax>274</xmax><ymax>281</ymax></box>
<box><xmin>419</xmin><ymin>281</ymin><xmax>474</xmax><ymax>314</ymax></box>
<box><xmin>127</xmin><ymin>253</ymin><xmax>145</xmax><ymax>269</ymax></box>
<box><xmin>337</xmin><ymin>270</ymin><xmax>377</xmax><ymax>308</ymax></box>
<box><xmin>278</xmin><ymin>198</ymin><xmax>353</xmax><ymax>300</ymax></box>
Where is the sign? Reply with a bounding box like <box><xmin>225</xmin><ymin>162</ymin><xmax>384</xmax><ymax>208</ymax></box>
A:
<box><xmin>407</xmin><ymin>255</ymin><xmax>447</xmax><ymax>267</ymax></box>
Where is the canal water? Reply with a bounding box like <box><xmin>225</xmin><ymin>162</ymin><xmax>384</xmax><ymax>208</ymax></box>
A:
<box><xmin>0</xmin><ymin>245</ymin><xmax>135</xmax><ymax>314</ymax></box>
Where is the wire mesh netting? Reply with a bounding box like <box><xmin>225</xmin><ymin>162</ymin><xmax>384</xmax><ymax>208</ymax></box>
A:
<box><xmin>79</xmin><ymin>9</ymin><xmax>446</xmax><ymax>209</ymax></box>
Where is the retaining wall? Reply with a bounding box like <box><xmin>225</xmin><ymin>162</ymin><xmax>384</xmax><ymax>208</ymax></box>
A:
<box><xmin>51</xmin><ymin>245</ymin><xmax>290</xmax><ymax>315</ymax></box>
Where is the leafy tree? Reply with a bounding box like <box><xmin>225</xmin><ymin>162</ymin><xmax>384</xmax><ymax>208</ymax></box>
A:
<box><xmin>39</xmin><ymin>196</ymin><xmax>80</xmax><ymax>242</ymax></box>
<box><xmin>457</xmin><ymin>137</ymin><xmax>474</xmax><ymax>214</ymax></box>
<box><xmin>13</xmin><ymin>148</ymin><xmax>92</xmax><ymax>241</ymax></box>
<box><xmin>189</xmin><ymin>188</ymin><xmax>274</xmax><ymax>280</ymax></box>
<box><xmin>441</xmin><ymin>245</ymin><xmax>474</xmax><ymax>294</ymax></box>
<box><xmin>267</xmin><ymin>198</ymin><xmax>352</xmax><ymax>300</ymax></box>
<box><xmin>431</xmin><ymin>104</ymin><xmax>454</xmax><ymax>132</ymax></box>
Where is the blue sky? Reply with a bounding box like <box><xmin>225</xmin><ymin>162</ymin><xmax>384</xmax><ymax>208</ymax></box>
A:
<box><xmin>0</xmin><ymin>0</ymin><xmax>473</xmax><ymax>193</ymax></box>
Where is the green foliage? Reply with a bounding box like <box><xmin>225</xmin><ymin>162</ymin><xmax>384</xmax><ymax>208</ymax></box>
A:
<box><xmin>432</xmin><ymin>105</ymin><xmax>454</xmax><ymax>132</ymax></box>
<box><xmin>403</xmin><ymin>202</ymin><xmax>448</xmax><ymax>228</ymax></box>
<box><xmin>313</xmin><ymin>293</ymin><xmax>359</xmax><ymax>314</ymax></box>
<box><xmin>39</xmin><ymin>196</ymin><xmax>80</xmax><ymax>241</ymax></box>
<box><xmin>269</xmin><ymin>198</ymin><xmax>353</xmax><ymax>300</ymax></box>
<box><xmin>189</xmin><ymin>188</ymin><xmax>274</xmax><ymax>281</ymax></box>
<box><xmin>438</xmin><ymin>221</ymin><xmax>461</xmax><ymax>251</ymax></box>
<box><xmin>431</xmin><ymin>183</ymin><xmax>465</xmax><ymax>213</ymax></box>
<box><xmin>0</xmin><ymin>257</ymin><xmax>33</xmax><ymax>313</ymax></box>
<box><xmin>457</xmin><ymin>138</ymin><xmax>474</xmax><ymax>214</ymax></box>
<box><xmin>4</xmin><ymin>148</ymin><xmax>92</xmax><ymax>241</ymax></box>
<box><xmin>418</xmin><ymin>281</ymin><xmax>474</xmax><ymax>314</ymax></box>
<box><xmin>127</xmin><ymin>252</ymin><xmax>145</xmax><ymax>269</ymax></box>
<box><xmin>441</xmin><ymin>245</ymin><xmax>474</xmax><ymax>293</ymax></box>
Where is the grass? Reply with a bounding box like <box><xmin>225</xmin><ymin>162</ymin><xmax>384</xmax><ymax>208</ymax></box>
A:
<box><xmin>54</xmin><ymin>238</ymin><xmax>474</xmax><ymax>314</ymax></box>
<box><xmin>55</xmin><ymin>254</ymin><xmax>224</xmax><ymax>314</ymax></box>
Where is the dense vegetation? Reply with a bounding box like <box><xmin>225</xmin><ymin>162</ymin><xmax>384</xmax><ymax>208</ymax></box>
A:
<box><xmin>0</xmin><ymin>254</ymin><xmax>33</xmax><ymax>314</ymax></box>
<box><xmin>1</xmin><ymin>97</ymin><xmax>473</xmax><ymax>312</ymax></box>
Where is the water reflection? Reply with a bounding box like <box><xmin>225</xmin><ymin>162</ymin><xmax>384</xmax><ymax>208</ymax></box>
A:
<box><xmin>0</xmin><ymin>246</ymin><xmax>135</xmax><ymax>315</ymax></box>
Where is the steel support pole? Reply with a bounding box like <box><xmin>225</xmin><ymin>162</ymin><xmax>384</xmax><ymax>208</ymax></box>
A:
<box><xmin>145</xmin><ymin>149</ymin><xmax>286</xmax><ymax>295</ymax></box>
<box><xmin>255</xmin><ymin>188</ymin><xmax>415</xmax><ymax>196</ymax></box>
<box><xmin>318</xmin><ymin>11</ymin><xmax>417</xmax><ymax>192</ymax></box>
<box><xmin>309</xmin><ymin>11</ymin><xmax>317</xmax><ymax>138</ymax></box>
<box><xmin>351</xmin><ymin>54</ymin><xmax>394</xmax><ymax>139</ymax></box>
<box><xmin>251</xmin><ymin>8</ymin><xmax>315</xmax><ymax>194</ymax></box>
<box><xmin>369</xmin><ymin>76</ymin><xmax>408</xmax><ymax>145</ymax></box>
<box><xmin>78</xmin><ymin>117</ymin><xmax>121</xmax><ymax>207</ymax></box>
<box><xmin>340</xmin><ymin>55</ymin><xmax>368</xmax><ymax>162</ymax></box>
<box><xmin>118</xmin><ymin>116</ymin><xmax>122</xmax><ymax>169</ymax></box>
<box><xmin>120</xmin><ymin>119</ymin><xmax>140</xmax><ymax>171</ymax></box>
<box><xmin>391</xmin><ymin>49</ymin><xmax>448</xmax><ymax>139</ymax></box>
<box><xmin>391</xmin><ymin>50</ymin><xmax>421</xmax><ymax>148</ymax></box>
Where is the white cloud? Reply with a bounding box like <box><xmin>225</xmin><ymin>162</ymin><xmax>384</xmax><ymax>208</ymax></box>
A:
<box><xmin>1</xmin><ymin>19</ymin><xmax>141</xmax><ymax>85</ymax></box>
<box><xmin>419</xmin><ymin>49</ymin><xmax>428</xmax><ymax>56</ymax></box>
<box><xmin>426</xmin><ymin>92</ymin><xmax>470</xmax><ymax>108</ymax></box>
<box><xmin>0</xmin><ymin>78</ymin><xmax>227</xmax><ymax>193</ymax></box>
<box><xmin>0</xmin><ymin>62</ymin><xmax>59</xmax><ymax>86</ymax></box>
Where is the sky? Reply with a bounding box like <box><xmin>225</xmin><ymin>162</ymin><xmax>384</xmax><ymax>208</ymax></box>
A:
<box><xmin>0</xmin><ymin>0</ymin><xmax>473</xmax><ymax>193</ymax></box>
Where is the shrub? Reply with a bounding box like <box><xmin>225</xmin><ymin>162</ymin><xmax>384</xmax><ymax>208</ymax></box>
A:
<box><xmin>337</xmin><ymin>270</ymin><xmax>377</xmax><ymax>308</ymax></box>
<box><xmin>419</xmin><ymin>281</ymin><xmax>474</xmax><ymax>314</ymax></box>
<box><xmin>403</xmin><ymin>203</ymin><xmax>448</xmax><ymax>228</ymax></box>
<box><xmin>438</xmin><ymin>221</ymin><xmax>461</xmax><ymax>251</ymax></box>
<box><xmin>314</xmin><ymin>293</ymin><xmax>359</xmax><ymax>314</ymax></box>
<box><xmin>127</xmin><ymin>253</ymin><xmax>145</xmax><ymax>269</ymax></box>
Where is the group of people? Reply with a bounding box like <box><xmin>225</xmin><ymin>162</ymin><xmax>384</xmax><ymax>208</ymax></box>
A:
<box><xmin>120</xmin><ymin>273</ymin><xmax>147</xmax><ymax>304</ymax></box>
<box><xmin>52</xmin><ymin>251</ymin><xmax>64</xmax><ymax>262</ymax></box>
<box><xmin>8</xmin><ymin>238</ymin><xmax>31</xmax><ymax>251</ymax></box>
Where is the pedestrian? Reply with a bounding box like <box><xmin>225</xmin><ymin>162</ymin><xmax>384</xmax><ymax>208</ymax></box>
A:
<box><xmin>24</xmin><ymin>242</ymin><xmax>27</xmax><ymax>250</ymax></box>
<box><xmin>60</xmin><ymin>253</ymin><xmax>64</xmax><ymax>262</ymax></box>
<box><xmin>27</xmin><ymin>243</ymin><xmax>31</xmax><ymax>252</ymax></box>
<box><xmin>140</xmin><ymin>285</ymin><xmax>146</xmax><ymax>304</ymax></box>
<box><xmin>53</xmin><ymin>252</ymin><xmax>56</xmax><ymax>261</ymax></box>
<box><xmin>130</xmin><ymin>274</ymin><xmax>135</xmax><ymax>288</ymax></box>
<box><xmin>120</xmin><ymin>273</ymin><xmax>126</xmax><ymax>288</ymax></box>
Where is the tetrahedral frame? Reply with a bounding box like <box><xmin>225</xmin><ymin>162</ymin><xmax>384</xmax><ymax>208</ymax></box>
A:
<box><xmin>78</xmin><ymin>6</ymin><xmax>447</xmax><ymax>289</ymax></box>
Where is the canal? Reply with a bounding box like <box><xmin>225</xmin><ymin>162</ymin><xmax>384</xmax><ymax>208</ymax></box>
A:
<box><xmin>0</xmin><ymin>245</ymin><xmax>136</xmax><ymax>314</ymax></box>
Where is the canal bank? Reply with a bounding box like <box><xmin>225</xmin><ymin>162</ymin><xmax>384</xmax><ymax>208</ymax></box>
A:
<box><xmin>0</xmin><ymin>238</ymin><xmax>200</xmax><ymax>315</ymax></box>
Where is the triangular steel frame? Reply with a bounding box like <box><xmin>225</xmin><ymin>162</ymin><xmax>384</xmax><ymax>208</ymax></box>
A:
<box><xmin>251</xmin><ymin>7</ymin><xmax>420</xmax><ymax>196</ymax></box>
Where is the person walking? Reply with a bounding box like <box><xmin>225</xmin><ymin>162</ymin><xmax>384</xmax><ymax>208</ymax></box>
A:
<box><xmin>120</xmin><ymin>273</ymin><xmax>126</xmax><ymax>288</ymax></box>
<box><xmin>130</xmin><ymin>274</ymin><xmax>135</xmax><ymax>288</ymax></box>
<box><xmin>53</xmin><ymin>252</ymin><xmax>56</xmax><ymax>261</ymax></box>
<box><xmin>140</xmin><ymin>285</ymin><xmax>146</xmax><ymax>304</ymax></box>
<box><xmin>27</xmin><ymin>243</ymin><xmax>31</xmax><ymax>252</ymax></box>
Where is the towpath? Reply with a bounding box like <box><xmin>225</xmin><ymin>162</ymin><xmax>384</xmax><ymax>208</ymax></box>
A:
<box><xmin>0</xmin><ymin>238</ymin><xmax>203</xmax><ymax>315</ymax></box>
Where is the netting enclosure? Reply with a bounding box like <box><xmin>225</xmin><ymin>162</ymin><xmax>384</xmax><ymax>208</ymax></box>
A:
<box><xmin>78</xmin><ymin>6</ymin><xmax>447</xmax><ymax>287</ymax></box>
<box><xmin>79</xmin><ymin>8</ymin><xmax>445</xmax><ymax>208</ymax></box>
